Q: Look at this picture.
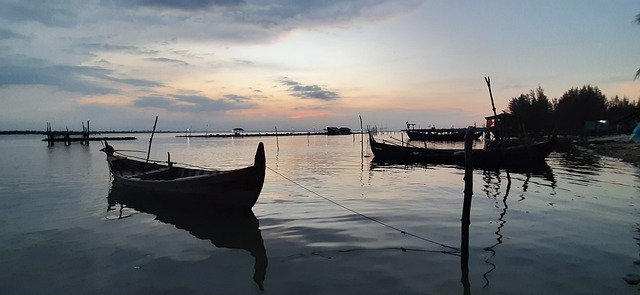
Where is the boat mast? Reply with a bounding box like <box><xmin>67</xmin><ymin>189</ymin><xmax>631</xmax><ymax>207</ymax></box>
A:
<box><xmin>484</xmin><ymin>76</ymin><xmax>497</xmax><ymax>117</ymax></box>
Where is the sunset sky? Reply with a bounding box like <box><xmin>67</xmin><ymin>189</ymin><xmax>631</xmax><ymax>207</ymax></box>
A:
<box><xmin>1</xmin><ymin>0</ymin><xmax>639</xmax><ymax>132</ymax></box>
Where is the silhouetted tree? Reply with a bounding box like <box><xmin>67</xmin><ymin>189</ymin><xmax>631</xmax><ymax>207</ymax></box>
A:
<box><xmin>554</xmin><ymin>85</ymin><xmax>607</xmax><ymax>133</ymax></box>
<box><xmin>607</xmin><ymin>95</ymin><xmax>640</xmax><ymax>131</ymax></box>
<box><xmin>607</xmin><ymin>96</ymin><xmax>639</xmax><ymax>119</ymax></box>
<box><xmin>507</xmin><ymin>86</ymin><xmax>553</xmax><ymax>135</ymax></box>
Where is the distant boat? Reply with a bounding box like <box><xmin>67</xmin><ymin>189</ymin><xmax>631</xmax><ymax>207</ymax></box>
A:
<box><xmin>101</xmin><ymin>142</ymin><xmax>266</xmax><ymax>210</ymax></box>
<box><xmin>326</xmin><ymin>127</ymin><xmax>351</xmax><ymax>135</ymax></box>
<box><xmin>404</xmin><ymin>123</ymin><xmax>482</xmax><ymax>141</ymax></box>
<box><xmin>370</xmin><ymin>114</ymin><xmax>556</xmax><ymax>169</ymax></box>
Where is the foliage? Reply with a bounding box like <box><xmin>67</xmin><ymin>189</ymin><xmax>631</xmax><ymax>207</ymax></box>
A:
<box><xmin>507</xmin><ymin>85</ymin><xmax>640</xmax><ymax>135</ymax></box>
<box><xmin>507</xmin><ymin>86</ymin><xmax>553</xmax><ymax>134</ymax></box>
<box><xmin>607</xmin><ymin>96</ymin><xmax>640</xmax><ymax>122</ymax></box>
<box><xmin>554</xmin><ymin>85</ymin><xmax>607</xmax><ymax>132</ymax></box>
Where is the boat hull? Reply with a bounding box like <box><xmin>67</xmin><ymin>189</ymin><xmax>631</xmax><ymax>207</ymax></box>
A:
<box><xmin>369</xmin><ymin>133</ymin><xmax>555</xmax><ymax>169</ymax></box>
<box><xmin>104</xmin><ymin>142</ymin><xmax>266</xmax><ymax>210</ymax></box>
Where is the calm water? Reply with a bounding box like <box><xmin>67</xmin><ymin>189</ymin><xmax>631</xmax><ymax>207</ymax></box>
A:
<box><xmin>0</xmin><ymin>133</ymin><xmax>638</xmax><ymax>294</ymax></box>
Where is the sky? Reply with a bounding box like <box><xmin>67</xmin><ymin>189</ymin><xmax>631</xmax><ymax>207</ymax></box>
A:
<box><xmin>1</xmin><ymin>0</ymin><xmax>639</xmax><ymax>132</ymax></box>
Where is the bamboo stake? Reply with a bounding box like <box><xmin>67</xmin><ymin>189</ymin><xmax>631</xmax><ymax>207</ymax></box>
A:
<box><xmin>146</xmin><ymin>116</ymin><xmax>158</xmax><ymax>163</ymax></box>
<box><xmin>359</xmin><ymin>115</ymin><xmax>364</xmax><ymax>159</ymax></box>
<box><xmin>275</xmin><ymin>126</ymin><xmax>279</xmax><ymax>152</ymax></box>
<box><xmin>461</xmin><ymin>126</ymin><xmax>475</xmax><ymax>293</ymax></box>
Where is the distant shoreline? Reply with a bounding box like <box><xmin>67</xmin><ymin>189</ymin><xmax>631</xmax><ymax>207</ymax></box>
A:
<box><xmin>0</xmin><ymin>130</ymin><xmax>363</xmax><ymax>135</ymax></box>
<box><xmin>0</xmin><ymin>130</ymin><xmax>240</xmax><ymax>135</ymax></box>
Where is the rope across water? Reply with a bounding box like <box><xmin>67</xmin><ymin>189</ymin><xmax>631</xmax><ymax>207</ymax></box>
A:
<box><xmin>267</xmin><ymin>166</ymin><xmax>460</xmax><ymax>252</ymax></box>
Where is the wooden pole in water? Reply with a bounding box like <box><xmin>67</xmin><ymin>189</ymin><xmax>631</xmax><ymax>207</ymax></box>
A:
<box><xmin>46</xmin><ymin>122</ymin><xmax>53</xmax><ymax>146</ymax></box>
<box><xmin>461</xmin><ymin>126</ymin><xmax>475</xmax><ymax>293</ymax></box>
<box><xmin>86</xmin><ymin>120</ymin><xmax>90</xmax><ymax>146</ymax></box>
<box><xmin>65</xmin><ymin>127</ymin><xmax>70</xmax><ymax>146</ymax></box>
<box><xmin>146</xmin><ymin>116</ymin><xmax>158</xmax><ymax>163</ymax></box>
<box><xmin>275</xmin><ymin>126</ymin><xmax>279</xmax><ymax>152</ymax></box>
<box><xmin>359</xmin><ymin>115</ymin><xmax>364</xmax><ymax>159</ymax></box>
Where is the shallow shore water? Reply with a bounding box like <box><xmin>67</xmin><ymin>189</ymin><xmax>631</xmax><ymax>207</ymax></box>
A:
<box><xmin>577</xmin><ymin>134</ymin><xmax>640</xmax><ymax>164</ymax></box>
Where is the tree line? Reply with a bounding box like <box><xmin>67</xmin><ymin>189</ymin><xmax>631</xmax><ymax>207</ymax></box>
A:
<box><xmin>508</xmin><ymin>13</ymin><xmax>639</xmax><ymax>137</ymax></box>
<box><xmin>506</xmin><ymin>85</ymin><xmax>640</xmax><ymax>136</ymax></box>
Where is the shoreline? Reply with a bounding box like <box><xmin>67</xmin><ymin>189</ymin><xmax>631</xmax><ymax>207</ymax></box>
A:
<box><xmin>575</xmin><ymin>135</ymin><xmax>640</xmax><ymax>165</ymax></box>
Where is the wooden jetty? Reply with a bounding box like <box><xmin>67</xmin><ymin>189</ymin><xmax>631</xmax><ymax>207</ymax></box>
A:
<box><xmin>177</xmin><ymin>126</ymin><xmax>362</xmax><ymax>138</ymax></box>
<box><xmin>175</xmin><ymin>131</ymin><xmax>366</xmax><ymax>138</ymax></box>
<box><xmin>176</xmin><ymin>131</ymin><xmax>336</xmax><ymax>138</ymax></box>
<box><xmin>176</xmin><ymin>131</ymin><xmax>328</xmax><ymax>138</ymax></box>
<box><xmin>43</xmin><ymin>121</ymin><xmax>137</xmax><ymax>146</ymax></box>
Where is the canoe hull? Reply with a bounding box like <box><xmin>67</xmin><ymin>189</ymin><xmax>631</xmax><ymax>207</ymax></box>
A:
<box><xmin>104</xmin><ymin>142</ymin><xmax>266</xmax><ymax>210</ymax></box>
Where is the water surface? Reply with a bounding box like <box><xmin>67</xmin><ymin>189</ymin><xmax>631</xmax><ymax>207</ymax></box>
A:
<box><xmin>0</xmin><ymin>133</ymin><xmax>638</xmax><ymax>294</ymax></box>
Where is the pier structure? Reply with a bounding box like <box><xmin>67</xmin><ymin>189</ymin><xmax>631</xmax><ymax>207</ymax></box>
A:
<box><xmin>44</xmin><ymin>121</ymin><xmax>137</xmax><ymax>146</ymax></box>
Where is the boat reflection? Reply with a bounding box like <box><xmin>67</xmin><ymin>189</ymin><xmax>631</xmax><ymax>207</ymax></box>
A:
<box><xmin>106</xmin><ymin>184</ymin><xmax>268</xmax><ymax>290</ymax></box>
<box><xmin>370</xmin><ymin>158</ymin><xmax>555</xmax><ymax>182</ymax></box>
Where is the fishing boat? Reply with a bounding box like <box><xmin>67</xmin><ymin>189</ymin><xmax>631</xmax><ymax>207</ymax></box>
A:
<box><xmin>404</xmin><ymin>123</ymin><xmax>483</xmax><ymax>142</ymax></box>
<box><xmin>101</xmin><ymin>142</ymin><xmax>266</xmax><ymax>210</ymax></box>
<box><xmin>370</xmin><ymin>114</ymin><xmax>556</xmax><ymax>169</ymax></box>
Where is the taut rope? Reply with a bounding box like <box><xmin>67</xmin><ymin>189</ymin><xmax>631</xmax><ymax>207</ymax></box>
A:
<box><xmin>267</xmin><ymin>166</ymin><xmax>460</xmax><ymax>252</ymax></box>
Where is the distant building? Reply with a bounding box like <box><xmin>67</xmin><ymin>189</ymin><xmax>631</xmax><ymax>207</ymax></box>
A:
<box><xmin>583</xmin><ymin>120</ymin><xmax>611</xmax><ymax>136</ymax></box>
<box><xmin>232</xmin><ymin>128</ymin><xmax>245</xmax><ymax>136</ymax></box>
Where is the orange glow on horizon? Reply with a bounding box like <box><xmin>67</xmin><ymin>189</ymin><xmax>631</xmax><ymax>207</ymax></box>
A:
<box><xmin>228</xmin><ymin>107</ymin><xmax>334</xmax><ymax>119</ymax></box>
<box><xmin>77</xmin><ymin>95</ymin><xmax>134</xmax><ymax>106</ymax></box>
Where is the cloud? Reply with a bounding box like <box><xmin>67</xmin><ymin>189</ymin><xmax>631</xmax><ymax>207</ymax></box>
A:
<box><xmin>145</xmin><ymin>57</ymin><xmax>190</xmax><ymax>67</ymax></box>
<box><xmin>88</xmin><ymin>0</ymin><xmax>422</xmax><ymax>44</ymax></box>
<box><xmin>278</xmin><ymin>77</ymin><xmax>340</xmax><ymax>101</ymax></box>
<box><xmin>75</xmin><ymin>43</ymin><xmax>159</xmax><ymax>55</ymax></box>
<box><xmin>0</xmin><ymin>1</ymin><xmax>77</xmax><ymax>27</ymax></box>
<box><xmin>106</xmin><ymin>0</ymin><xmax>245</xmax><ymax>10</ymax></box>
<box><xmin>228</xmin><ymin>0</ymin><xmax>423</xmax><ymax>29</ymax></box>
<box><xmin>133</xmin><ymin>94</ymin><xmax>257</xmax><ymax>112</ymax></box>
<box><xmin>0</xmin><ymin>56</ymin><xmax>162</xmax><ymax>95</ymax></box>
<box><xmin>223</xmin><ymin>94</ymin><xmax>250</xmax><ymax>102</ymax></box>
<box><xmin>0</xmin><ymin>28</ymin><xmax>29</xmax><ymax>41</ymax></box>
<box><xmin>133</xmin><ymin>96</ymin><xmax>174</xmax><ymax>108</ymax></box>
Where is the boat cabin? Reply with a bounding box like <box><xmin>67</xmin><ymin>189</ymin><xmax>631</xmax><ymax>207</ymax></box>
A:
<box><xmin>484</xmin><ymin>113</ymin><xmax>530</xmax><ymax>148</ymax></box>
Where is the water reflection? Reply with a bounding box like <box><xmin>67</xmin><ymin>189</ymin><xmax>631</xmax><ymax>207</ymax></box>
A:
<box><xmin>479</xmin><ymin>164</ymin><xmax>556</xmax><ymax>289</ymax></box>
<box><xmin>555</xmin><ymin>146</ymin><xmax>606</xmax><ymax>177</ymax></box>
<box><xmin>106</xmin><ymin>184</ymin><xmax>268</xmax><ymax>290</ymax></box>
<box><xmin>369</xmin><ymin>160</ymin><xmax>558</xmax><ymax>292</ymax></box>
<box><xmin>480</xmin><ymin>170</ymin><xmax>510</xmax><ymax>288</ymax></box>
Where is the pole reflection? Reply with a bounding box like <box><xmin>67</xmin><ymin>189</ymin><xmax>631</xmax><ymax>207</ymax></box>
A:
<box><xmin>480</xmin><ymin>163</ymin><xmax>555</xmax><ymax>288</ymax></box>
